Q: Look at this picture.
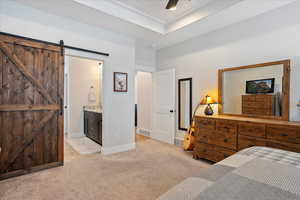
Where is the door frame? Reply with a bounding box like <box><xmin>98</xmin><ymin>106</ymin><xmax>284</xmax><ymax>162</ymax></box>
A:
<box><xmin>64</xmin><ymin>50</ymin><xmax>104</xmax><ymax>140</ymax></box>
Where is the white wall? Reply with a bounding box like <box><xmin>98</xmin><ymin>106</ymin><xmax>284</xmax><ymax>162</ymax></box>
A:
<box><xmin>135</xmin><ymin>45</ymin><xmax>156</xmax><ymax>72</ymax></box>
<box><xmin>135</xmin><ymin>72</ymin><xmax>153</xmax><ymax>135</ymax></box>
<box><xmin>0</xmin><ymin>0</ymin><xmax>136</xmax><ymax>154</ymax></box>
<box><xmin>158</xmin><ymin>1</ymin><xmax>300</xmax><ymax>130</ymax></box>
<box><xmin>223</xmin><ymin>65</ymin><xmax>283</xmax><ymax>114</ymax></box>
<box><xmin>68</xmin><ymin>56</ymin><xmax>101</xmax><ymax>138</ymax></box>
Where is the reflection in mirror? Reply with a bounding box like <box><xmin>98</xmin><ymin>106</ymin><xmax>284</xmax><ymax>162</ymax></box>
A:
<box><xmin>223</xmin><ymin>64</ymin><xmax>284</xmax><ymax>117</ymax></box>
<box><xmin>178</xmin><ymin>78</ymin><xmax>192</xmax><ymax>131</ymax></box>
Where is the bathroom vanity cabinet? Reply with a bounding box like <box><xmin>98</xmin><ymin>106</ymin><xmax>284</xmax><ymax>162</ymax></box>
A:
<box><xmin>84</xmin><ymin>111</ymin><xmax>102</xmax><ymax>145</ymax></box>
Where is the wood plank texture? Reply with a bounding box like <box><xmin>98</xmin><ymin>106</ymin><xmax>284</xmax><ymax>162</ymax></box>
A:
<box><xmin>0</xmin><ymin>41</ymin><xmax>55</xmax><ymax>104</ymax></box>
<box><xmin>3</xmin><ymin>111</ymin><xmax>56</xmax><ymax>171</ymax></box>
<box><xmin>0</xmin><ymin>33</ymin><xmax>64</xmax><ymax>179</ymax></box>
<box><xmin>194</xmin><ymin>115</ymin><xmax>300</xmax><ymax>162</ymax></box>
<box><xmin>0</xmin><ymin>104</ymin><xmax>60</xmax><ymax>111</ymax></box>
<box><xmin>0</xmin><ymin>34</ymin><xmax>60</xmax><ymax>52</ymax></box>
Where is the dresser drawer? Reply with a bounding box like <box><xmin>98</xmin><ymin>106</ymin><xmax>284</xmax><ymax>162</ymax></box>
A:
<box><xmin>242</xmin><ymin>108</ymin><xmax>273</xmax><ymax>116</ymax></box>
<box><xmin>255</xmin><ymin>95</ymin><xmax>269</xmax><ymax>102</ymax></box>
<box><xmin>196</xmin><ymin>130</ymin><xmax>237</xmax><ymax>150</ymax></box>
<box><xmin>238</xmin><ymin>122</ymin><xmax>266</xmax><ymax>138</ymax></box>
<box><xmin>242</xmin><ymin>95</ymin><xmax>256</xmax><ymax>102</ymax></box>
<box><xmin>266</xmin><ymin>125</ymin><xmax>300</xmax><ymax>144</ymax></box>
<box><xmin>193</xmin><ymin>143</ymin><xmax>236</xmax><ymax>162</ymax></box>
<box><xmin>266</xmin><ymin>140</ymin><xmax>300</xmax><ymax>153</ymax></box>
<box><xmin>195</xmin><ymin>118</ymin><xmax>215</xmax><ymax>130</ymax></box>
<box><xmin>216</xmin><ymin>120</ymin><xmax>237</xmax><ymax>134</ymax></box>
<box><xmin>238</xmin><ymin>135</ymin><xmax>267</xmax><ymax>151</ymax></box>
<box><xmin>243</xmin><ymin>101</ymin><xmax>268</xmax><ymax>109</ymax></box>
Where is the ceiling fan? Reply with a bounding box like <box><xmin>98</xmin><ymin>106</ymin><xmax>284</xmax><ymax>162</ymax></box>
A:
<box><xmin>166</xmin><ymin>0</ymin><xmax>191</xmax><ymax>11</ymax></box>
<box><xmin>166</xmin><ymin>0</ymin><xmax>179</xmax><ymax>11</ymax></box>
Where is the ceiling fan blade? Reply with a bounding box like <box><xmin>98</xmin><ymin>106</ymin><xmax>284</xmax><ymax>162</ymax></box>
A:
<box><xmin>166</xmin><ymin>0</ymin><xmax>179</xmax><ymax>10</ymax></box>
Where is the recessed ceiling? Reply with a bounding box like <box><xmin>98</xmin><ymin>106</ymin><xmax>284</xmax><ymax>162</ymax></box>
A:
<box><xmin>73</xmin><ymin>0</ymin><xmax>244</xmax><ymax>34</ymax></box>
<box><xmin>110</xmin><ymin>0</ymin><xmax>214</xmax><ymax>24</ymax></box>
<box><xmin>10</xmin><ymin>0</ymin><xmax>299</xmax><ymax>49</ymax></box>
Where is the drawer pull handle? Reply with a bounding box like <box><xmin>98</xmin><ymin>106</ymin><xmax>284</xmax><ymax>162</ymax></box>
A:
<box><xmin>281</xmin><ymin>133</ymin><xmax>289</xmax><ymax>137</ymax></box>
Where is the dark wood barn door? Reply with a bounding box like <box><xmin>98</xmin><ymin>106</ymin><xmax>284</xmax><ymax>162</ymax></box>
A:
<box><xmin>0</xmin><ymin>34</ymin><xmax>64</xmax><ymax>180</ymax></box>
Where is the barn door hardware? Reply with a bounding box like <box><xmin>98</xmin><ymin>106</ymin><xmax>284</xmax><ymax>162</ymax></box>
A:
<box><xmin>60</xmin><ymin>98</ymin><xmax>64</xmax><ymax>115</ymax></box>
<box><xmin>0</xmin><ymin>31</ymin><xmax>109</xmax><ymax>57</ymax></box>
<box><xmin>60</xmin><ymin>40</ymin><xmax>64</xmax><ymax>56</ymax></box>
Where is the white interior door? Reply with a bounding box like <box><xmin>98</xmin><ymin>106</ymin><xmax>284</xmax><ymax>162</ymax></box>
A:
<box><xmin>152</xmin><ymin>69</ymin><xmax>175</xmax><ymax>144</ymax></box>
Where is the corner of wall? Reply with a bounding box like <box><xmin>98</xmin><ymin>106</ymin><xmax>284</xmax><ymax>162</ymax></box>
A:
<box><xmin>101</xmin><ymin>143</ymin><xmax>136</xmax><ymax>155</ymax></box>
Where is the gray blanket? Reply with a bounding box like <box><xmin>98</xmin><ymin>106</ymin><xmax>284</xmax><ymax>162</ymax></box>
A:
<box><xmin>158</xmin><ymin>147</ymin><xmax>300</xmax><ymax>200</ymax></box>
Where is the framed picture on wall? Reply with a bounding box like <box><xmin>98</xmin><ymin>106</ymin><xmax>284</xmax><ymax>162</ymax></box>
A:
<box><xmin>114</xmin><ymin>72</ymin><xmax>128</xmax><ymax>92</ymax></box>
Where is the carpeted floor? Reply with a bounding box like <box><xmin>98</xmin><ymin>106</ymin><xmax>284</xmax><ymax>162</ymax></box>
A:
<box><xmin>0</xmin><ymin>135</ymin><xmax>211</xmax><ymax>200</ymax></box>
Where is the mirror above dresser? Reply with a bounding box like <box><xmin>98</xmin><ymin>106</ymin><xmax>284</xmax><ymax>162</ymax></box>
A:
<box><xmin>218</xmin><ymin>60</ymin><xmax>290</xmax><ymax>121</ymax></box>
<box><xmin>192</xmin><ymin>60</ymin><xmax>300</xmax><ymax>163</ymax></box>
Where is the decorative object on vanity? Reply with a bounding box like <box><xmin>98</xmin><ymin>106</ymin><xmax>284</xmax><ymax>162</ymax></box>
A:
<box><xmin>178</xmin><ymin>78</ymin><xmax>192</xmax><ymax>131</ymax></box>
<box><xmin>193</xmin><ymin>115</ymin><xmax>300</xmax><ymax>162</ymax></box>
<box><xmin>114</xmin><ymin>72</ymin><xmax>128</xmax><ymax>92</ymax></box>
<box><xmin>88</xmin><ymin>86</ymin><xmax>97</xmax><ymax>103</ymax></box>
<box><xmin>200</xmin><ymin>95</ymin><xmax>217</xmax><ymax>115</ymax></box>
<box><xmin>218</xmin><ymin>59</ymin><xmax>290</xmax><ymax>120</ymax></box>
<box><xmin>298</xmin><ymin>101</ymin><xmax>300</xmax><ymax>107</ymax></box>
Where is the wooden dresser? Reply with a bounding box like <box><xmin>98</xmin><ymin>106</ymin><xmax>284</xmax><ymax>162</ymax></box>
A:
<box><xmin>242</xmin><ymin>94</ymin><xmax>275</xmax><ymax>116</ymax></box>
<box><xmin>193</xmin><ymin>115</ymin><xmax>300</xmax><ymax>162</ymax></box>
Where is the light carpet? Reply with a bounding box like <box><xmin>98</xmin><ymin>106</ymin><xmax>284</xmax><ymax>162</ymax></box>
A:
<box><xmin>0</xmin><ymin>136</ymin><xmax>211</xmax><ymax>200</ymax></box>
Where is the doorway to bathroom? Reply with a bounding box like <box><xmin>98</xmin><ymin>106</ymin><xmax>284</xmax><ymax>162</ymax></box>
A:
<box><xmin>64</xmin><ymin>55</ymin><xmax>103</xmax><ymax>157</ymax></box>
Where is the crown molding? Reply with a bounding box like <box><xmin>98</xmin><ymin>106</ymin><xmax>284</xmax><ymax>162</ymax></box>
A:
<box><xmin>73</xmin><ymin>0</ymin><xmax>166</xmax><ymax>34</ymax></box>
<box><xmin>72</xmin><ymin>0</ymin><xmax>245</xmax><ymax>35</ymax></box>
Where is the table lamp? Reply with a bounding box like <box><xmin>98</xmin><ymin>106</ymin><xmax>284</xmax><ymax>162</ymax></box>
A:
<box><xmin>200</xmin><ymin>95</ymin><xmax>217</xmax><ymax>115</ymax></box>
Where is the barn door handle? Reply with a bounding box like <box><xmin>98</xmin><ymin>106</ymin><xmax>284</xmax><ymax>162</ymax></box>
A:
<box><xmin>60</xmin><ymin>98</ymin><xmax>63</xmax><ymax>115</ymax></box>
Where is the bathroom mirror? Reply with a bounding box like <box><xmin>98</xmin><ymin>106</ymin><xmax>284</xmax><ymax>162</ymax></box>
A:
<box><xmin>219</xmin><ymin>60</ymin><xmax>290</xmax><ymax>121</ymax></box>
<box><xmin>178</xmin><ymin>78</ymin><xmax>192</xmax><ymax>131</ymax></box>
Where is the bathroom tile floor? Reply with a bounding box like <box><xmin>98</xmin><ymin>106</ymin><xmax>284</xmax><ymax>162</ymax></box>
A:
<box><xmin>66</xmin><ymin>136</ymin><xmax>101</xmax><ymax>155</ymax></box>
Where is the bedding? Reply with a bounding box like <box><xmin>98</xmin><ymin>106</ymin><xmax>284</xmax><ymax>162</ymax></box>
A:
<box><xmin>158</xmin><ymin>147</ymin><xmax>300</xmax><ymax>200</ymax></box>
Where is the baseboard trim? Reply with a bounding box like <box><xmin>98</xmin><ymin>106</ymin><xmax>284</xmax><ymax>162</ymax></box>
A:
<box><xmin>137</xmin><ymin>128</ymin><xmax>151</xmax><ymax>137</ymax></box>
<box><xmin>101</xmin><ymin>143</ymin><xmax>136</xmax><ymax>155</ymax></box>
<box><xmin>175</xmin><ymin>137</ymin><xmax>183</xmax><ymax>147</ymax></box>
<box><xmin>67</xmin><ymin>132</ymin><xmax>84</xmax><ymax>139</ymax></box>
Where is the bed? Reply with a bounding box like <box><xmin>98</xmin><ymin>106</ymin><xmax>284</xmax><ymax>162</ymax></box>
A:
<box><xmin>158</xmin><ymin>147</ymin><xmax>300</xmax><ymax>200</ymax></box>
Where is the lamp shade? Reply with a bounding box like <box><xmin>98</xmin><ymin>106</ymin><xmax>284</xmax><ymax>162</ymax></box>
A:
<box><xmin>200</xmin><ymin>95</ymin><xmax>217</xmax><ymax>105</ymax></box>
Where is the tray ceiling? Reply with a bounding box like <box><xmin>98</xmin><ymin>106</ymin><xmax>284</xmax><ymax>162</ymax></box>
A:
<box><xmin>74</xmin><ymin>0</ymin><xmax>244</xmax><ymax>34</ymax></box>
<box><xmin>110</xmin><ymin>0</ymin><xmax>214</xmax><ymax>24</ymax></box>
<box><xmin>10</xmin><ymin>0</ymin><xmax>298</xmax><ymax>49</ymax></box>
